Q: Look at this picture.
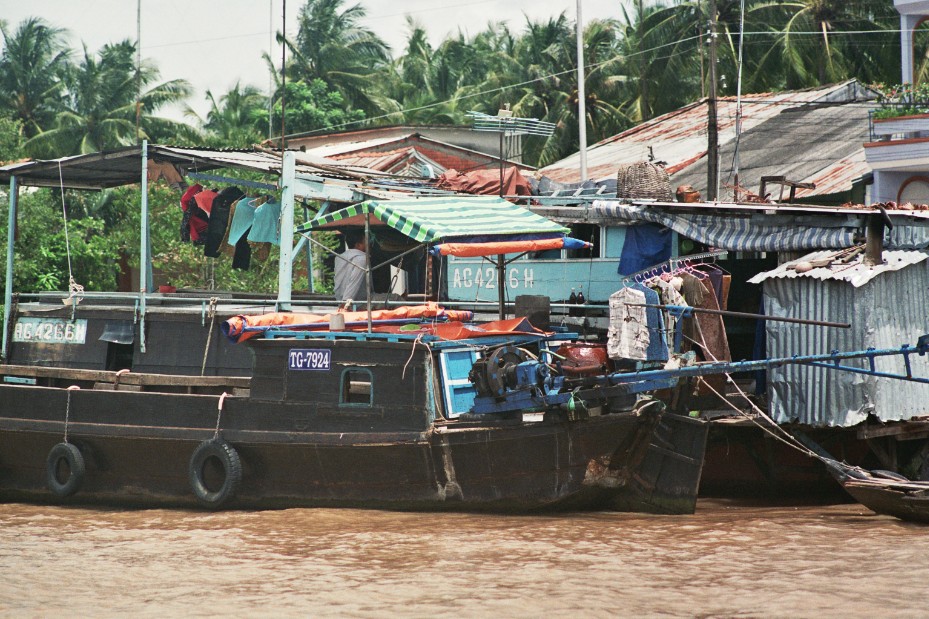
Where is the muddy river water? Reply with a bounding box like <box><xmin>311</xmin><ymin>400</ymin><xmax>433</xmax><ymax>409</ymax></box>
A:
<box><xmin>1</xmin><ymin>499</ymin><xmax>927</xmax><ymax>617</ymax></box>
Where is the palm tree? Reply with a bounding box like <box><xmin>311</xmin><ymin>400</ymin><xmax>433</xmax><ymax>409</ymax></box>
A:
<box><xmin>24</xmin><ymin>40</ymin><xmax>191</xmax><ymax>157</ymax></box>
<box><xmin>188</xmin><ymin>82</ymin><xmax>268</xmax><ymax>147</ymax></box>
<box><xmin>283</xmin><ymin>0</ymin><xmax>391</xmax><ymax>116</ymax></box>
<box><xmin>0</xmin><ymin>17</ymin><xmax>70</xmax><ymax>138</ymax></box>
<box><xmin>758</xmin><ymin>0</ymin><xmax>898</xmax><ymax>88</ymax></box>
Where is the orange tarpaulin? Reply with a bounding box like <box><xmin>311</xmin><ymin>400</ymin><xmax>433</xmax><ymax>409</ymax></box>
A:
<box><xmin>437</xmin><ymin>238</ymin><xmax>567</xmax><ymax>257</ymax></box>
<box><xmin>223</xmin><ymin>303</ymin><xmax>472</xmax><ymax>343</ymax></box>
<box><xmin>430</xmin><ymin>317</ymin><xmax>546</xmax><ymax>340</ymax></box>
<box><xmin>352</xmin><ymin>317</ymin><xmax>548</xmax><ymax>340</ymax></box>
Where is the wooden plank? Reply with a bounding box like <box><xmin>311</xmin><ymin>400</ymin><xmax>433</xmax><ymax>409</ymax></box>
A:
<box><xmin>0</xmin><ymin>364</ymin><xmax>250</xmax><ymax>389</ymax></box>
<box><xmin>858</xmin><ymin>421</ymin><xmax>929</xmax><ymax>440</ymax></box>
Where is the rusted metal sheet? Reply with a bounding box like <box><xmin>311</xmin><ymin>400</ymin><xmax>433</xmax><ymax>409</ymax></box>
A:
<box><xmin>759</xmin><ymin>255</ymin><xmax>929</xmax><ymax>427</ymax></box>
<box><xmin>542</xmin><ymin>80</ymin><xmax>875</xmax><ymax>202</ymax></box>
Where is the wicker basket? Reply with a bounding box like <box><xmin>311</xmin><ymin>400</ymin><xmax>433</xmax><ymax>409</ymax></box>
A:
<box><xmin>616</xmin><ymin>162</ymin><xmax>672</xmax><ymax>201</ymax></box>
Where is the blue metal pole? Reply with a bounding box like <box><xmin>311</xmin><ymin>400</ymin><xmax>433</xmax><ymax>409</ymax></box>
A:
<box><xmin>277</xmin><ymin>151</ymin><xmax>295</xmax><ymax>310</ymax></box>
<box><xmin>599</xmin><ymin>341</ymin><xmax>929</xmax><ymax>386</ymax></box>
<box><xmin>2</xmin><ymin>175</ymin><xmax>18</xmax><ymax>361</ymax></box>
<box><xmin>303</xmin><ymin>204</ymin><xmax>313</xmax><ymax>293</ymax></box>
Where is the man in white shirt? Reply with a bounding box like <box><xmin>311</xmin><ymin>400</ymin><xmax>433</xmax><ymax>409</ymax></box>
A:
<box><xmin>333</xmin><ymin>230</ymin><xmax>368</xmax><ymax>302</ymax></box>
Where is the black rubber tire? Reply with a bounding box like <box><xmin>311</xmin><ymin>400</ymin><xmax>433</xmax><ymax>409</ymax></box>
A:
<box><xmin>188</xmin><ymin>439</ymin><xmax>242</xmax><ymax>508</ymax></box>
<box><xmin>46</xmin><ymin>442</ymin><xmax>85</xmax><ymax>498</ymax></box>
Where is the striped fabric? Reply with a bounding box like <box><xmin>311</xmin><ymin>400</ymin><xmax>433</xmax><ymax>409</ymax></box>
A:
<box><xmin>591</xmin><ymin>202</ymin><xmax>857</xmax><ymax>251</ymax></box>
<box><xmin>299</xmin><ymin>196</ymin><xmax>568</xmax><ymax>243</ymax></box>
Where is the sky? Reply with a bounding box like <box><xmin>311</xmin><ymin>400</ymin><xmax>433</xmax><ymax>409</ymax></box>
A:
<box><xmin>0</xmin><ymin>0</ymin><xmax>623</xmax><ymax>123</ymax></box>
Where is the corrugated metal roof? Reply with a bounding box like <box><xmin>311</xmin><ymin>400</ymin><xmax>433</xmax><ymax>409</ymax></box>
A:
<box><xmin>0</xmin><ymin>144</ymin><xmax>388</xmax><ymax>189</ymax></box>
<box><xmin>331</xmin><ymin>147</ymin><xmax>411</xmax><ymax>168</ymax></box>
<box><xmin>542</xmin><ymin>80</ymin><xmax>875</xmax><ymax>199</ymax></box>
<box><xmin>307</xmin><ymin>135</ymin><xmax>405</xmax><ymax>158</ymax></box>
<box><xmin>763</xmin><ymin>258</ymin><xmax>929</xmax><ymax>426</ymax></box>
<box><xmin>748</xmin><ymin>249</ymin><xmax>929</xmax><ymax>287</ymax></box>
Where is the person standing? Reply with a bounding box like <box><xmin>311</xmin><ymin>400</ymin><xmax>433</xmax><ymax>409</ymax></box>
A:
<box><xmin>333</xmin><ymin>230</ymin><xmax>368</xmax><ymax>302</ymax></box>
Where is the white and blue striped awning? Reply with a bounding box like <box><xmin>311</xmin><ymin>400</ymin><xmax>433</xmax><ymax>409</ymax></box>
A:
<box><xmin>591</xmin><ymin>202</ymin><xmax>858</xmax><ymax>251</ymax></box>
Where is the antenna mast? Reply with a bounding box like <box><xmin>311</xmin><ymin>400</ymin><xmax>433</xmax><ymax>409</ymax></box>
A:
<box><xmin>576</xmin><ymin>0</ymin><xmax>588</xmax><ymax>181</ymax></box>
<box><xmin>706</xmin><ymin>0</ymin><xmax>719</xmax><ymax>200</ymax></box>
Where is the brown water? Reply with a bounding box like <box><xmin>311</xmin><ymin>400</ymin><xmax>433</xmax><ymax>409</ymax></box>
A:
<box><xmin>1</xmin><ymin>499</ymin><xmax>927</xmax><ymax>618</ymax></box>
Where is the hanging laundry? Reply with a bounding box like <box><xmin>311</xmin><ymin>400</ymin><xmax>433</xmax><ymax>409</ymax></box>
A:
<box><xmin>617</xmin><ymin>223</ymin><xmax>672</xmax><ymax>276</ymax></box>
<box><xmin>148</xmin><ymin>161</ymin><xmax>184</xmax><ymax>186</ymax></box>
<box><xmin>231</xmin><ymin>235</ymin><xmax>251</xmax><ymax>270</ymax></box>
<box><xmin>179</xmin><ymin>184</ymin><xmax>202</xmax><ymax>243</ymax></box>
<box><xmin>607</xmin><ymin>287</ymin><xmax>650</xmax><ymax>361</ymax></box>
<box><xmin>188</xmin><ymin>188</ymin><xmax>217</xmax><ymax>245</ymax></box>
<box><xmin>720</xmin><ymin>274</ymin><xmax>732</xmax><ymax>311</ymax></box>
<box><xmin>227</xmin><ymin>196</ymin><xmax>260</xmax><ymax>246</ymax></box>
<box><xmin>628</xmin><ymin>282</ymin><xmax>669</xmax><ymax>362</ymax></box>
<box><xmin>248</xmin><ymin>199</ymin><xmax>282</xmax><ymax>245</ymax></box>
<box><xmin>204</xmin><ymin>187</ymin><xmax>244</xmax><ymax>258</ymax></box>
<box><xmin>696</xmin><ymin>263</ymin><xmax>724</xmax><ymax>308</ymax></box>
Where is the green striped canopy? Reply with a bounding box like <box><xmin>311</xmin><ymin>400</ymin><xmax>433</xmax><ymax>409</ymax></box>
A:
<box><xmin>297</xmin><ymin>196</ymin><xmax>568</xmax><ymax>243</ymax></box>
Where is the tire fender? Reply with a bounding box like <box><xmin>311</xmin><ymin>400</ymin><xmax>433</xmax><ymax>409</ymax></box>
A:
<box><xmin>188</xmin><ymin>439</ymin><xmax>242</xmax><ymax>508</ymax></box>
<box><xmin>46</xmin><ymin>442</ymin><xmax>85</xmax><ymax>498</ymax></box>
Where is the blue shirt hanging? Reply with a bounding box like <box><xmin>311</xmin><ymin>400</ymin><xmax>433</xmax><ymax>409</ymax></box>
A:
<box><xmin>247</xmin><ymin>199</ymin><xmax>282</xmax><ymax>245</ymax></box>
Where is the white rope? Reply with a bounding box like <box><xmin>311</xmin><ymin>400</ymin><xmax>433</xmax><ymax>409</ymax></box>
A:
<box><xmin>683</xmin><ymin>317</ymin><xmax>821</xmax><ymax>460</ymax></box>
<box><xmin>214</xmin><ymin>391</ymin><xmax>229</xmax><ymax>440</ymax></box>
<box><xmin>57</xmin><ymin>161</ymin><xmax>84</xmax><ymax>305</ymax></box>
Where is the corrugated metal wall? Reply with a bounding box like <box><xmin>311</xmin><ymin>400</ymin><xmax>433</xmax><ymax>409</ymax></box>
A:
<box><xmin>764</xmin><ymin>260</ymin><xmax>929</xmax><ymax>426</ymax></box>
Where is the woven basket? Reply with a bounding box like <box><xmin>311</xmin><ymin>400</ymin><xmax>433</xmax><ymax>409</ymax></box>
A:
<box><xmin>616</xmin><ymin>162</ymin><xmax>672</xmax><ymax>201</ymax></box>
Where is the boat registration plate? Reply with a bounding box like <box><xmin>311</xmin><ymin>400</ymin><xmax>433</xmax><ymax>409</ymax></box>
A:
<box><xmin>13</xmin><ymin>317</ymin><xmax>87</xmax><ymax>344</ymax></box>
<box><xmin>288</xmin><ymin>348</ymin><xmax>332</xmax><ymax>371</ymax></box>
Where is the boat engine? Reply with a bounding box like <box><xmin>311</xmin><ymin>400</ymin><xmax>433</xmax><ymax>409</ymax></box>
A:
<box><xmin>468</xmin><ymin>346</ymin><xmax>569</xmax><ymax>415</ymax></box>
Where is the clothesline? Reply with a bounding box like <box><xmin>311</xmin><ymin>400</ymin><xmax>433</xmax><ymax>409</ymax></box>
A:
<box><xmin>621</xmin><ymin>249</ymin><xmax>728</xmax><ymax>283</ymax></box>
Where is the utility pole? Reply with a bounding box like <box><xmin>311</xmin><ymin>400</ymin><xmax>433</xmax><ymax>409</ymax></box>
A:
<box><xmin>576</xmin><ymin>0</ymin><xmax>588</xmax><ymax>182</ymax></box>
<box><xmin>136</xmin><ymin>0</ymin><xmax>142</xmax><ymax>143</ymax></box>
<box><xmin>706</xmin><ymin>0</ymin><xmax>719</xmax><ymax>201</ymax></box>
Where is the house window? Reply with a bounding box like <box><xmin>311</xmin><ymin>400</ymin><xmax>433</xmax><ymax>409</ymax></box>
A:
<box><xmin>340</xmin><ymin>368</ymin><xmax>373</xmax><ymax>406</ymax></box>
<box><xmin>567</xmin><ymin>224</ymin><xmax>601</xmax><ymax>258</ymax></box>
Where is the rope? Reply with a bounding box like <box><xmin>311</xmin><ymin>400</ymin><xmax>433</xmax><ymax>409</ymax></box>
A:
<box><xmin>58</xmin><ymin>162</ymin><xmax>84</xmax><ymax>307</ymax></box>
<box><xmin>213</xmin><ymin>391</ymin><xmax>229</xmax><ymax>440</ymax></box>
<box><xmin>200</xmin><ymin>297</ymin><xmax>218</xmax><ymax>376</ymax></box>
<box><xmin>402</xmin><ymin>333</ymin><xmax>426</xmax><ymax>380</ymax></box>
<box><xmin>114</xmin><ymin>368</ymin><xmax>131</xmax><ymax>388</ymax></box>
<box><xmin>681</xmin><ymin>318</ymin><xmax>821</xmax><ymax>461</ymax></box>
<box><xmin>63</xmin><ymin>385</ymin><xmax>80</xmax><ymax>443</ymax></box>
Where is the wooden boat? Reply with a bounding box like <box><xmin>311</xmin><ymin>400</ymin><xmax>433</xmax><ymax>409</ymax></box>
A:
<box><xmin>0</xmin><ymin>312</ymin><xmax>709</xmax><ymax>513</ymax></box>
<box><xmin>827</xmin><ymin>462</ymin><xmax>929</xmax><ymax>523</ymax></box>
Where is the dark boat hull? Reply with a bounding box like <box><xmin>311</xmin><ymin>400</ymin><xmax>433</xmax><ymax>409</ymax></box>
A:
<box><xmin>0</xmin><ymin>384</ymin><xmax>707</xmax><ymax>513</ymax></box>
<box><xmin>842</xmin><ymin>480</ymin><xmax>929</xmax><ymax>524</ymax></box>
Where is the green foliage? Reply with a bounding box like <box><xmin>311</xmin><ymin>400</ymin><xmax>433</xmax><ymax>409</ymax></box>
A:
<box><xmin>23</xmin><ymin>39</ymin><xmax>192</xmax><ymax>157</ymax></box>
<box><xmin>0</xmin><ymin>17</ymin><xmax>70</xmax><ymax>138</ymax></box>
<box><xmin>0</xmin><ymin>188</ymin><xmax>121</xmax><ymax>293</ymax></box>
<box><xmin>259</xmin><ymin>79</ymin><xmax>365</xmax><ymax>135</ymax></box>
<box><xmin>284</xmin><ymin>0</ymin><xmax>391</xmax><ymax>116</ymax></box>
<box><xmin>870</xmin><ymin>83</ymin><xmax>929</xmax><ymax>120</ymax></box>
<box><xmin>190</xmin><ymin>82</ymin><xmax>269</xmax><ymax>148</ymax></box>
<box><xmin>0</xmin><ymin>113</ymin><xmax>25</xmax><ymax>161</ymax></box>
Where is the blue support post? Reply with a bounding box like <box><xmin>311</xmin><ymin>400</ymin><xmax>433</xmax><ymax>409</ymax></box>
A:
<box><xmin>2</xmin><ymin>176</ymin><xmax>18</xmax><ymax>361</ymax></box>
<box><xmin>277</xmin><ymin>151</ymin><xmax>295</xmax><ymax>311</ymax></box>
<box><xmin>304</xmin><ymin>204</ymin><xmax>314</xmax><ymax>293</ymax></box>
